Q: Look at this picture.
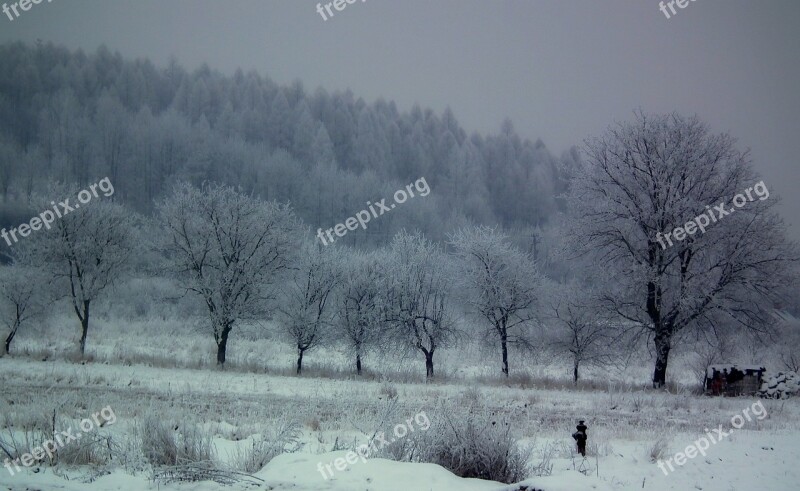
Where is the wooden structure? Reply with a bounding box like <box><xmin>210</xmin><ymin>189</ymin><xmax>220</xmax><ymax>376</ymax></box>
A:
<box><xmin>705</xmin><ymin>364</ymin><xmax>766</xmax><ymax>396</ymax></box>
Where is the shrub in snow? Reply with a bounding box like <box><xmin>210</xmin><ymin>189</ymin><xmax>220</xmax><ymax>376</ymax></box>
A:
<box><xmin>407</xmin><ymin>411</ymin><xmax>532</xmax><ymax>484</ymax></box>
<box><xmin>0</xmin><ymin>410</ymin><xmax>116</xmax><ymax>469</ymax></box>
<box><xmin>0</xmin><ymin>410</ymin><xmax>51</xmax><ymax>463</ymax></box>
<box><xmin>229</xmin><ymin>419</ymin><xmax>302</xmax><ymax>473</ymax></box>
<box><xmin>648</xmin><ymin>437</ymin><xmax>670</xmax><ymax>463</ymax></box>
<box><xmin>757</xmin><ymin>371</ymin><xmax>800</xmax><ymax>399</ymax></box>
<box><xmin>379</xmin><ymin>382</ymin><xmax>398</xmax><ymax>400</ymax></box>
<box><xmin>57</xmin><ymin>431</ymin><xmax>115</xmax><ymax>467</ymax></box>
<box><xmin>140</xmin><ymin>416</ymin><xmax>179</xmax><ymax>466</ymax></box>
<box><xmin>140</xmin><ymin>415</ymin><xmax>214</xmax><ymax>466</ymax></box>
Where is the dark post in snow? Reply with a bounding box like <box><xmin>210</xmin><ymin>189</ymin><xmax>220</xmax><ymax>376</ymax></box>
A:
<box><xmin>572</xmin><ymin>420</ymin><xmax>588</xmax><ymax>457</ymax></box>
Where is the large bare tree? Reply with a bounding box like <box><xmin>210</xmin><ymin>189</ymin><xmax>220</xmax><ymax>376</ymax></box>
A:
<box><xmin>385</xmin><ymin>231</ymin><xmax>457</xmax><ymax>379</ymax></box>
<box><xmin>157</xmin><ymin>182</ymin><xmax>302</xmax><ymax>366</ymax></box>
<box><xmin>335</xmin><ymin>249</ymin><xmax>391</xmax><ymax>375</ymax></box>
<box><xmin>18</xmin><ymin>184</ymin><xmax>136</xmax><ymax>356</ymax></box>
<box><xmin>565</xmin><ymin>112</ymin><xmax>798</xmax><ymax>387</ymax></box>
<box><xmin>450</xmin><ymin>226</ymin><xmax>542</xmax><ymax>377</ymax></box>
<box><xmin>276</xmin><ymin>242</ymin><xmax>341</xmax><ymax>375</ymax></box>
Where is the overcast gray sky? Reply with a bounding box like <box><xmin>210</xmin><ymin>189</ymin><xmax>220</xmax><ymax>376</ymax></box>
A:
<box><xmin>2</xmin><ymin>0</ymin><xmax>799</xmax><ymax>238</ymax></box>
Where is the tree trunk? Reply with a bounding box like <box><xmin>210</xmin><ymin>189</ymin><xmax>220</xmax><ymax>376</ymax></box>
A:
<box><xmin>3</xmin><ymin>325</ymin><xmax>17</xmax><ymax>356</ymax></box>
<box><xmin>646</xmin><ymin>276</ymin><xmax>671</xmax><ymax>388</ymax></box>
<box><xmin>501</xmin><ymin>332</ymin><xmax>509</xmax><ymax>377</ymax></box>
<box><xmin>652</xmin><ymin>331</ymin><xmax>672</xmax><ymax>388</ymax></box>
<box><xmin>297</xmin><ymin>348</ymin><xmax>304</xmax><ymax>375</ymax></box>
<box><xmin>216</xmin><ymin>321</ymin><xmax>232</xmax><ymax>367</ymax></box>
<box><xmin>78</xmin><ymin>300</ymin><xmax>90</xmax><ymax>357</ymax></box>
<box><xmin>425</xmin><ymin>351</ymin><xmax>435</xmax><ymax>379</ymax></box>
<box><xmin>573</xmin><ymin>360</ymin><xmax>579</xmax><ymax>384</ymax></box>
<box><xmin>356</xmin><ymin>352</ymin><xmax>362</xmax><ymax>376</ymax></box>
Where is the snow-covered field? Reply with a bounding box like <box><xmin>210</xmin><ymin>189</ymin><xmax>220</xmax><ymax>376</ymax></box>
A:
<box><xmin>0</xmin><ymin>349</ymin><xmax>798</xmax><ymax>491</ymax></box>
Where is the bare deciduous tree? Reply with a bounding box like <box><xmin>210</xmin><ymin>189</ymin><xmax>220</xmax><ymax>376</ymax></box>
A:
<box><xmin>276</xmin><ymin>242</ymin><xmax>341</xmax><ymax>375</ymax></box>
<box><xmin>0</xmin><ymin>264</ymin><xmax>48</xmax><ymax>355</ymax></box>
<box><xmin>385</xmin><ymin>231</ymin><xmax>457</xmax><ymax>379</ymax></box>
<box><xmin>565</xmin><ymin>112</ymin><xmax>798</xmax><ymax>387</ymax></box>
<box><xmin>450</xmin><ymin>226</ymin><xmax>542</xmax><ymax>377</ymax></box>
<box><xmin>156</xmin><ymin>182</ymin><xmax>302</xmax><ymax>366</ymax></box>
<box><xmin>18</xmin><ymin>184</ymin><xmax>136</xmax><ymax>356</ymax></box>
<box><xmin>545</xmin><ymin>283</ymin><xmax>618</xmax><ymax>384</ymax></box>
<box><xmin>335</xmin><ymin>249</ymin><xmax>390</xmax><ymax>375</ymax></box>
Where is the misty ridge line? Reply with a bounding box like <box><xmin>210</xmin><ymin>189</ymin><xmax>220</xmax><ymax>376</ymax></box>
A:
<box><xmin>1</xmin><ymin>177</ymin><xmax>115</xmax><ymax>247</ymax></box>
<box><xmin>3</xmin><ymin>0</ymin><xmax>52</xmax><ymax>22</ymax></box>
<box><xmin>317</xmin><ymin>176</ymin><xmax>430</xmax><ymax>246</ymax></box>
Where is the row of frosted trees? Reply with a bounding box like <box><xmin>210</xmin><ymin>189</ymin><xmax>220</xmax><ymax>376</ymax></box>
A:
<box><xmin>1</xmin><ymin>112</ymin><xmax>797</xmax><ymax>387</ymax></box>
<box><xmin>0</xmin><ymin>181</ymin><xmax>547</xmax><ymax>379</ymax></box>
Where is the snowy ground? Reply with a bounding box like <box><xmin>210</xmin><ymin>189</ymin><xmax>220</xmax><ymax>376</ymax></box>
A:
<box><xmin>0</xmin><ymin>355</ymin><xmax>798</xmax><ymax>491</ymax></box>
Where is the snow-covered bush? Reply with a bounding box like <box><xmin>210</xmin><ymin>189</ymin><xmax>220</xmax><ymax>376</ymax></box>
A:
<box><xmin>140</xmin><ymin>415</ymin><xmax>214</xmax><ymax>466</ymax></box>
<box><xmin>229</xmin><ymin>419</ymin><xmax>302</xmax><ymax>473</ymax></box>
<box><xmin>140</xmin><ymin>416</ymin><xmax>178</xmax><ymax>466</ymax></box>
<box><xmin>57</xmin><ymin>431</ymin><xmax>115</xmax><ymax>467</ymax></box>
<box><xmin>0</xmin><ymin>409</ymin><xmax>51</xmax><ymax>464</ymax></box>
<box><xmin>412</xmin><ymin>411</ymin><xmax>532</xmax><ymax>484</ymax></box>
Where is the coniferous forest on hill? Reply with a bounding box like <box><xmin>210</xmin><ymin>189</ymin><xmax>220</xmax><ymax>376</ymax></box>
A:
<box><xmin>0</xmin><ymin>42</ymin><xmax>573</xmax><ymax>252</ymax></box>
